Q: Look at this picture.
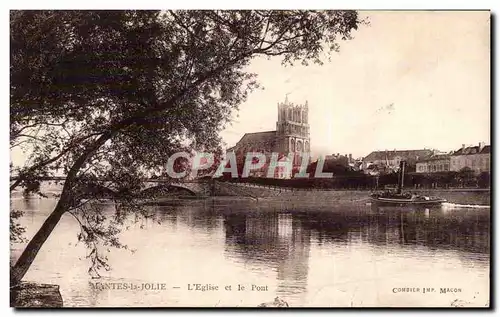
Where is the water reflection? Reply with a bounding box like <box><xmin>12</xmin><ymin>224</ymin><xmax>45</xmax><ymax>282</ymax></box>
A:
<box><xmin>223</xmin><ymin>212</ymin><xmax>310</xmax><ymax>295</ymax></box>
<box><xmin>11</xmin><ymin>195</ymin><xmax>490</xmax><ymax>307</ymax></box>
<box><xmin>215</xmin><ymin>203</ymin><xmax>489</xmax><ymax>300</ymax></box>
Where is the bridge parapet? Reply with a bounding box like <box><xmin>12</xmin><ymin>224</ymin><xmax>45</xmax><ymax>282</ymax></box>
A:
<box><xmin>144</xmin><ymin>180</ymin><xmax>212</xmax><ymax>196</ymax></box>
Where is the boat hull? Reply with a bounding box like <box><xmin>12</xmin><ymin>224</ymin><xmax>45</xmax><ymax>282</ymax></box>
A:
<box><xmin>370</xmin><ymin>197</ymin><xmax>447</xmax><ymax>207</ymax></box>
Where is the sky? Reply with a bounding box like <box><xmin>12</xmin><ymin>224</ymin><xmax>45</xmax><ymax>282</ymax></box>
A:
<box><xmin>10</xmin><ymin>11</ymin><xmax>490</xmax><ymax>167</ymax></box>
<box><xmin>219</xmin><ymin>11</ymin><xmax>491</xmax><ymax>159</ymax></box>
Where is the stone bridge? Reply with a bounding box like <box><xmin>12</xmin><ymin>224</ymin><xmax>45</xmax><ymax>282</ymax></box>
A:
<box><xmin>12</xmin><ymin>177</ymin><xmax>276</xmax><ymax>198</ymax></box>
<box><xmin>80</xmin><ymin>179</ymin><xmax>214</xmax><ymax>198</ymax></box>
<box><xmin>10</xmin><ymin>178</ymin><xmax>215</xmax><ymax>198</ymax></box>
<box><xmin>84</xmin><ymin>180</ymin><xmax>260</xmax><ymax>198</ymax></box>
<box><xmin>142</xmin><ymin>180</ymin><xmax>213</xmax><ymax>196</ymax></box>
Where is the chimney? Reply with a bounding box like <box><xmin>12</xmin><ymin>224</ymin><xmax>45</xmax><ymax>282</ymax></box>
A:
<box><xmin>349</xmin><ymin>153</ymin><xmax>353</xmax><ymax>162</ymax></box>
<box><xmin>479</xmin><ymin>142</ymin><xmax>485</xmax><ymax>151</ymax></box>
<box><xmin>462</xmin><ymin>144</ymin><xmax>466</xmax><ymax>150</ymax></box>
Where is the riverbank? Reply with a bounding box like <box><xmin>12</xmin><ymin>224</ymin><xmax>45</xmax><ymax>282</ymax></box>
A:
<box><xmin>10</xmin><ymin>282</ymin><xmax>63</xmax><ymax>307</ymax></box>
<box><xmin>213</xmin><ymin>182</ymin><xmax>490</xmax><ymax>206</ymax></box>
<box><xmin>146</xmin><ymin>187</ymin><xmax>490</xmax><ymax>207</ymax></box>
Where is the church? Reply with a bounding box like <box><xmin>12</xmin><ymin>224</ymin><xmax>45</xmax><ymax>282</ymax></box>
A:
<box><xmin>227</xmin><ymin>97</ymin><xmax>311</xmax><ymax>178</ymax></box>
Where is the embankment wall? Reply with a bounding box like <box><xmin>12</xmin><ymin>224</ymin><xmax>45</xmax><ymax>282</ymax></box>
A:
<box><xmin>214</xmin><ymin>183</ymin><xmax>490</xmax><ymax>206</ymax></box>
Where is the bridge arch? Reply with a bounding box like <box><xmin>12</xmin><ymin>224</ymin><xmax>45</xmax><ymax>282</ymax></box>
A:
<box><xmin>138</xmin><ymin>184</ymin><xmax>198</xmax><ymax>197</ymax></box>
<box><xmin>79</xmin><ymin>183</ymin><xmax>117</xmax><ymax>199</ymax></box>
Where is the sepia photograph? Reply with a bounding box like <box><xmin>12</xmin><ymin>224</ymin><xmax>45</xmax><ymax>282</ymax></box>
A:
<box><xmin>9</xmin><ymin>9</ymin><xmax>491</xmax><ymax>308</ymax></box>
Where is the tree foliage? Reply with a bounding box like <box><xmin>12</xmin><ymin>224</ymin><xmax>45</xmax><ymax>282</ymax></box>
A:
<box><xmin>10</xmin><ymin>10</ymin><xmax>363</xmax><ymax>283</ymax></box>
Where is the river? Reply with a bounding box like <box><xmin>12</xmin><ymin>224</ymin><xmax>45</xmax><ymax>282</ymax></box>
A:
<box><xmin>10</xmin><ymin>189</ymin><xmax>490</xmax><ymax>307</ymax></box>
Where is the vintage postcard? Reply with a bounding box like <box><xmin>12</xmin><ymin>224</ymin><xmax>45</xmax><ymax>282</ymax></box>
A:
<box><xmin>10</xmin><ymin>10</ymin><xmax>490</xmax><ymax>308</ymax></box>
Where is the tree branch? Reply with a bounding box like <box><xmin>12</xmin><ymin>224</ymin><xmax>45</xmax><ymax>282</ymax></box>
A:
<box><xmin>10</xmin><ymin>130</ymin><xmax>106</xmax><ymax>192</ymax></box>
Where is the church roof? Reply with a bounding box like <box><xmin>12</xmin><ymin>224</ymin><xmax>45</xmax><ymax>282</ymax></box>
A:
<box><xmin>231</xmin><ymin>130</ymin><xmax>277</xmax><ymax>152</ymax></box>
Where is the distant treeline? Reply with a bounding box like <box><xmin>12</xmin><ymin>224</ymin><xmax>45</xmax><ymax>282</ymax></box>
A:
<box><xmin>218</xmin><ymin>170</ymin><xmax>490</xmax><ymax>190</ymax></box>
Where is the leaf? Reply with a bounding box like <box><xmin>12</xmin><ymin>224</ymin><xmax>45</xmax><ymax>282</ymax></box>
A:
<box><xmin>11</xmin><ymin>9</ymin><xmax>362</xmax><ymax>279</ymax></box>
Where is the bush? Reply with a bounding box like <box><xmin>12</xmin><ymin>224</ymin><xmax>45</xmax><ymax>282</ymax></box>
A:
<box><xmin>478</xmin><ymin>172</ymin><xmax>490</xmax><ymax>188</ymax></box>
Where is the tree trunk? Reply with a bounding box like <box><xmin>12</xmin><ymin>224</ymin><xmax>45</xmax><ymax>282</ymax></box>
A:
<box><xmin>9</xmin><ymin>59</ymin><xmax>229</xmax><ymax>284</ymax></box>
<box><xmin>10</xmin><ymin>132</ymin><xmax>113</xmax><ymax>285</ymax></box>
<box><xmin>10</xmin><ymin>196</ymin><xmax>70</xmax><ymax>285</ymax></box>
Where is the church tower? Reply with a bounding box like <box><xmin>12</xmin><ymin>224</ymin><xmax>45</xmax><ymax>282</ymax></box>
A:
<box><xmin>275</xmin><ymin>97</ymin><xmax>311</xmax><ymax>158</ymax></box>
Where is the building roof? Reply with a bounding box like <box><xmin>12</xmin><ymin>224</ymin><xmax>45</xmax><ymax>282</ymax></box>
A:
<box><xmin>416</xmin><ymin>154</ymin><xmax>451</xmax><ymax>163</ymax></box>
<box><xmin>451</xmin><ymin>145</ymin><xmax>490</xmax><ymax>156</ymax></box>
<box><xmin>363</xmin><ymin>149</ymin><xmax>433</xmax><ymax>162</ymax></box>
<box><xmin>229</xmin><ymin>130</ymin><xmax>277</xmax><ymax>152</ymax></box>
